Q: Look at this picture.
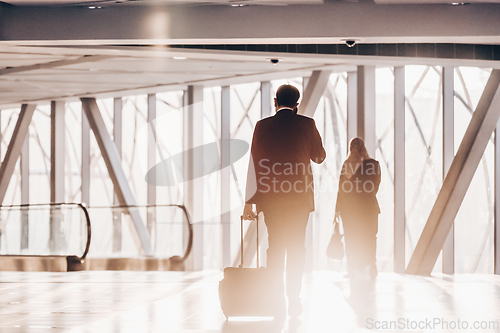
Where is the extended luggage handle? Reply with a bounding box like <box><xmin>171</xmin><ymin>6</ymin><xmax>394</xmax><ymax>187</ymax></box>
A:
<box><xmin>240</xmin><ymin>215</ymin><xmax>260</xmax><ymax>269</ymax></box>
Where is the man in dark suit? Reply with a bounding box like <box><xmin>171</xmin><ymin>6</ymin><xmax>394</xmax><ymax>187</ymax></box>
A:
<box><xmin>243</xmin><ymin>84</ymin><xmax>326</xmax><ymax>318</ymax></box>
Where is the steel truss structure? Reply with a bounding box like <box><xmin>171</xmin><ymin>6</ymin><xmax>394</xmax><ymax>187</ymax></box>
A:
<box><xmin>0</xmin><ymin>66</ymin><xmax>498</xmax><ymax>275</ymax></box>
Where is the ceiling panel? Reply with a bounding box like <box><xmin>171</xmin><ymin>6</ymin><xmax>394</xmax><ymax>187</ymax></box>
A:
<box><xmin>0</xmin><ymin>55</ymin><xmax>72</xmax><ymax>68</ymax></box>
<box><xmin>5</xmin><ymin>71</ymin><xmax>222</xmax><ymax>84</ymax></box>
<box><xmin>62</xmin><ymin>58</ymin><xmax>307</xmax><ymax>73</ymax></box>
<box><xmin>3</xmin><ymin>0</ymin><xmax>323</xmax><ymax>6</ymax></box>
<box><xmin>0</xmin><ymin>44</ymin><xmax>329</xmax><ymax>108</ymax></box>
<box><xmin>375</xmin><ymin>0</ymin><xmax>500</xmax><ymax>3</ymax></box>
<box><xmin>5</xmin><ymin>0</ymin><xmax>500</xmax><ymax>5</ymax></box>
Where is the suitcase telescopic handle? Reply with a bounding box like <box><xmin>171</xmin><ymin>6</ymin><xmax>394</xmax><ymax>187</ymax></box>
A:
<box><xmin>240</xmin><ymin>215</ymin><xmax>259</xmax><ymax>268</ymax></box>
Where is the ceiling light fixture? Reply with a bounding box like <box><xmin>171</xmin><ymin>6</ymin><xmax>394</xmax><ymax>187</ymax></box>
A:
<box><xmin>173</xmin><ymin>56</ymin><xmax>187</xmax><ymax>60</ymax></box>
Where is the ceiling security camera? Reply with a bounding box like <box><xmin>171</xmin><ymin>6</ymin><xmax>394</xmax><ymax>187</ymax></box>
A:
<box><xmin>345</xmin><ymin>40</ymin><xmax>357</xmax><ymax>48</ymax></box>
<box><xmin>270</xmin><ymin>59</ymin><xmax>279</xmax><ymax>64</ymax></box>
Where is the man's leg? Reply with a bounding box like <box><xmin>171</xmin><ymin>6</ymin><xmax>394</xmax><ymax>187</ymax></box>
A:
<box><xmin>266</xmin><ymin>225</ymin><xmax>286</xmax><ymax>290</ymax></box>
<box><xmin>263</xmin><ymin>210</ymin><xmax>287</xmax><ymax>315</ymax></box>
<box><xmin>284</xmin><ymin>210</ymin><xmax>309</xmax><ymax>317</ymax></box>
<box><xmin>285</xmin><ymin>213</ymin><xmax>308</xmax><ymax>299</ymax></box>
<box><xmin>264</xmin><ymin>207</ymin><xmax>309</xmax><ymax>317</ymax></box>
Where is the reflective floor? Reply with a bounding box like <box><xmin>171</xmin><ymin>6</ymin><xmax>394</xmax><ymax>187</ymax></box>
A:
<box><xmin>0</xmin><ymin>271</ymin><xmax>499</xmax><ymax>332</ymax></box>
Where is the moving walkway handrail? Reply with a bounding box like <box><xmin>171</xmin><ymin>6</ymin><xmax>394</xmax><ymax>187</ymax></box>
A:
<box><xmin>87</xmin><ymin>204</ymin><xmax>193</xmax><ymax>261</ymax></box>
<box><xmin>0</xmin><ymin>202</ymin><xmax>92</xmax><ymax>261</ymax></box>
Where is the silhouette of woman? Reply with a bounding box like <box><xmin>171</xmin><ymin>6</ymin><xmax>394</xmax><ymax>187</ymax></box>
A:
<box><xmin>335</xmin><ymin>137</ymin><xmax>381</xmax><ymax>279</ymax></box>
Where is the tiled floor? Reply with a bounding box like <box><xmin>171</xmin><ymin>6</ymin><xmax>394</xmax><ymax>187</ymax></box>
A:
<box><xmin>0</xmin><ymin>271</ymin><xmax>499</xmax><ymax>332</ymax></box>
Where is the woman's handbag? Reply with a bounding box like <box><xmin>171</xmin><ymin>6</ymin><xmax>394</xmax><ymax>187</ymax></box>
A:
<box><xmin>326</xmin><ymin>217</ymin><xmax>344</xmax><ymax>260</ymax></box>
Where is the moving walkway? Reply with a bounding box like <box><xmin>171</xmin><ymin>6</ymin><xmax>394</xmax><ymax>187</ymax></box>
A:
<box><xmin>0</xmin><ymin>203</ymin><xmax>192</xmax><ymax>272</ymax></box>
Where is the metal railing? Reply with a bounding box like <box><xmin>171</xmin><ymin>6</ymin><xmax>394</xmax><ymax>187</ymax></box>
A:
<box><xmin>0</xmin><ymin>202</ymin><xmax>192</xmax><ymax>270</ymax></box>
<box><xmin>86</xmin><ymin>204</ymin><xmax>193</xmax><ymax>262</ymax></box>
<box><xmin>0</xmin><ymin>202</ymin><xmax>91</xmax><ymax>262</ymax></box>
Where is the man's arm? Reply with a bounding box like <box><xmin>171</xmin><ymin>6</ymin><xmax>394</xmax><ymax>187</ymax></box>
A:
<box><xmin>309</xmin><ymin>119</ymin><xmax>326</xmax><ymax>164</ymax></box>
<box><xmin>243</xmin><ymin>122</ymin><xmax>261</xmax><ymax>220</ymax></box>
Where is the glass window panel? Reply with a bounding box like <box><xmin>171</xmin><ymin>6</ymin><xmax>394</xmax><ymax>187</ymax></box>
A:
<box><xmin>454</xmin><ymin>67</ymin><xmax>493</xmax><ymax>273</ymax></box>
<box><xmin>404</xmin><ymin>66</ymin><xmax>443</xmax><ymax>272</ymax></box>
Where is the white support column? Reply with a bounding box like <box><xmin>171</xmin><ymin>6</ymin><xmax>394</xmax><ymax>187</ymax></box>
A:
<box><xmin>407</xmin><ymin>70</ymin><xmax>500</xmax><ymax>275</ymax></box>
<box><xmin>221</xmin><ymin>86</ymin><xmax>231</xmax><ymax>268</ymax></box>
<box><xmin>147</xmin><ymin>94</ymin><xmax>157</xmax><ymax>252</ymax></box>
<box><xmin>81</xmin><ymin>105</ymin><xmax>90</xmax><ymax>206</ymax></box>
<box><xmin>50</xmin><ymin>101</ymin><xmax>65</xmax><ymax>204</ymax></box>
<box><xmin>260</xmin><ymin>81</ymin><xmax>272</xmax><ymax>118</ymax></box>
<box><xmin>184</xmin><ymin>86</ymin><xmax>204</xmax><ymax>270</ymax></box>
<box><xmin>182</xmin><ymin>91</ymin><xmax>189</xmax><ymax>256</ymax></box>
<box><xmin>299</xmin><ymin>70</ymin><xmax>332</xmax><ymax>118</ymax></box>
<box><xmin>0</xmin><ymin>104</ymin><xmax>36</xmax><ymax>205</ymax></box>
<box><xmin>50</xmin><ymin>101</ymin><xmax>65</xmax><ymax>254</ymax></box>
<box><xmin>394</xmin><ymin>66</ymin><xmax>406</xmax><ymax>274</ymax></box>
<box><xmin>81</xmin><ymin>97</ymin><xmax>152</xmax><ymax>255</ymax></box>
<box><xmin>81</xmin><ymin>104</ymin><xmax>90</xmax><ymax>253</ymax></box>
<box><xmin>347</xmin><ymin>71</ymin><xmax>358</xmax><ymax>147</ymax></box>
<box><xmin>442</xmin><ymin>67</ymin><xmax>455</xmax><ymax>274</ymax></box>
<box><xmin>357</xmin><ymin>66</ymin><xmax>376</xmax><ymax>157</ymax></box>
<box><xmin>258</xmin><ymin>82</ymin><xmax>271</xmax><ymax>265</ymax></box>
<box><xmin>496</xmin><ymin>119</ymin><xmax>500</xmax><ymax>275</ymax></box>
<box><xmin>301</xmin><ymin>76</ymin><xmax>313</xmax><ymax>271</ymax></box>
<box><xmin>20</xmin><ymin>134</ymin><xmax>29</xmax><ymax>252</ymax></box>
<box><xmin>113</xmin><ymin>97</ymin><xmax>122</xmax><ymax>253</ymax></box>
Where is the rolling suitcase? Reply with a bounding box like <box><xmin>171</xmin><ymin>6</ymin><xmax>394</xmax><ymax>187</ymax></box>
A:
<box><xmin>218</xmin><ymin>216</ymin><xmax>277</xmax><ymax>319</ymax></box>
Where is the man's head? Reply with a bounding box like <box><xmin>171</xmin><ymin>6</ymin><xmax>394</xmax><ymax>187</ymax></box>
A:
<box><xmin>274</xmin><ymin>84</ymin><xmax>300</xmax><ymax>111</ymax></box>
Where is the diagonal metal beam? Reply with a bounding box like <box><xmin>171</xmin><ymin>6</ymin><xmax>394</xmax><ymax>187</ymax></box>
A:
<box><xmin>81</xmin><ymin>97</ymin><xmax>152</xmax><ymax>256</ymax></box>
<box><xmin>299</xmin><ymin>70</ymin><xmax>332</xmax><ymax>118</ymax></box>
<box><xmin>0</xmin><ymin>104</ymin><xmax>36</xmax><ymax>205</ymax></box>
<box><xmin>0</xmin><ymin>55</ymin><xmax>112</xmax><ymax>76</ymax></box>
<box><xmin>406</xmin><ymin>70</ymin><xmax>500</xmax><ymax>275</ymax></box>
